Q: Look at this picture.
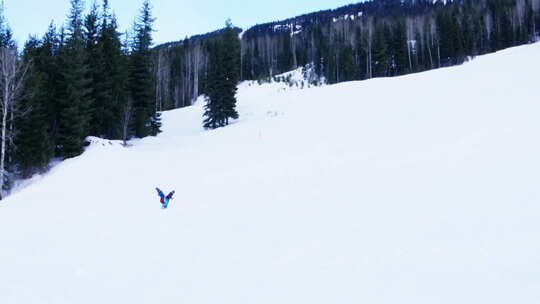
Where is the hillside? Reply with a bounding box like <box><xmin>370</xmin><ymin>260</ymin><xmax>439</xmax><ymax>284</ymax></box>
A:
<box><xmin>1</xmin><ymin>43</ymin><xmax>539</xmax><ymax>303</ymax></box>
<box><xmin>153</xmin><ymin>0</ymin><xmax>540</xmax><ymax>109</ymax></box>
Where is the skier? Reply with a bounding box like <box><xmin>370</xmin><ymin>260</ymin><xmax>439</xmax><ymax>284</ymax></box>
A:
<box><xmin>156</xmin><ymin>188</ymin><xmax>175</xmax><ymax>209</ymax></box>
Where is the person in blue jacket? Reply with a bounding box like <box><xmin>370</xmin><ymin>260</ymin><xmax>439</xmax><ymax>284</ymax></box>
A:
<box><xmin>156</xmin><ymin>188</ymin><xmax>175</xmax><ymax>209</ymax></box>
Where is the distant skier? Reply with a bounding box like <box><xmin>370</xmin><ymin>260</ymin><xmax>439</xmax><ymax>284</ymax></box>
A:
<box><xmin>156</xmin><ymin>188</ymin><xmax>175</xmax><ymax>209</ymax></box>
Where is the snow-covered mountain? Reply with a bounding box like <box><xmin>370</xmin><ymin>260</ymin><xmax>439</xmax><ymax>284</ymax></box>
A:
<box><xmin>1</xmin><ymin>43</ymin><xmax>539</xmax><ymax>304</ymax></box>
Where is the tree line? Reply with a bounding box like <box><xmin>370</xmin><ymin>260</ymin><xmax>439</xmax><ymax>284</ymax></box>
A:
<box><xmin>153</xmin><ymin>26</ymin><xmax>243</xmax><ymax>111</ymax></box>
<box><xmin>241</xmin><ymin>0</ymin><xmax>540</xmax><ymax>83</ymax></box>
<box><xmin>153</xmin><ymin>22</ymin><xmax>242</xmax><ymax>128</ymax></box>
<box><xmin>152</xmin><ymin>0</ymin><xmax>539</xmax><ymax>115</ymax></box>
<box><xmin>0</xmin><ymin>0</ymin><xmax>159</xmax><ymax>197</ymax></box>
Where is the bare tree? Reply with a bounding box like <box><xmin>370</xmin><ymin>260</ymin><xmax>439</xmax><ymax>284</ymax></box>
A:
<box><xmin>406</xmin><ymin>17</ymin><xmax>415</xmax><ymax>72</ymax></box>
<box><xmin>0</xmin><ymin>47</ymin><xmax>28</xmax><ymax>199</ymax></box>
<box><xmin>515</xmin><ymin>0</ymin><xmax>527</xmax><ymax>29</ymax></box>
<box><xmin>291</xmin><ymin>27</ymin><xmax>298</xmax><ymax>69</ymax></box>
<box><xmin>121</xmin><ymin>96</ymin><xmax>134</xmax><ymax>146</ymax></box>
<box><xmin>192</xmin><ymin>42</ymin><xmax>201</xmax><ymax>103</ymax></box>
<box><xmin>533</xmin><ymin>0</ymin><xmax>540</xmax><ymax>41</ymax></box>
<box><xmin>428</xmin><ymin>16</ymin><xmax>440</xmax><ymax>68</ymax></box>
<box><xmin>484</xmin><ymin>12</ymin><xmax>493</xmax><ymax>47</ymax></box>
<box><xmin>154</xmin><ymin>49</ymin><xmax>164</xmax><ymax>112</ymax></box>
<box><xmin>533</xmin><ymin>0</ymin><xmax>540</xmax><ymax>12</ymax></box>
<box><xmin>363</xmin><ymin>17</ymin><xmax>374</xmax><ymax>79</ymax></box>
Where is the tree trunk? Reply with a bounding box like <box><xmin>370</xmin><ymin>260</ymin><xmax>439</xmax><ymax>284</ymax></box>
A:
<box><xmin>122</xmin><ymin>96</ymin><xmax>134</xmax><ymax>146</ymax></box>
<box><xmin>437</xmin><ymin>40</ymin><xmax>441</xmax><ymax>68</ymax></box>
<box><xmin>407</xmin><ymin>41</ymin><xmax>412</xmax><ymax>72</ymax></box>
<box><xmin>0</xmin><ymin>73</ymin><xmax>8</xmax><ymax>199</ymax></box>
<box><xmin>427</xmin><ymin>36</ymin><xmax>434</xmax><ymax>69</ymax></box>
<box><xmin>291</xmin><ymin>36</ymin><xmax>298</xmax><ymax>69</ymax></box>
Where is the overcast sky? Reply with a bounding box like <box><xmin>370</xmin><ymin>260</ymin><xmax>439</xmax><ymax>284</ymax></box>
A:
<box><xmin>4</xmin><ymin>0</ymin><xmax>357</xmax><ymax>46</ymax></box>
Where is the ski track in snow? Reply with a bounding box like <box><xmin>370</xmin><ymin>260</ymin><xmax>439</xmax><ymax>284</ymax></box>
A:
<box><xmin>1</xmin><ymin>43</ymin><xmax>540</xmax><ymax>303</ymax></box>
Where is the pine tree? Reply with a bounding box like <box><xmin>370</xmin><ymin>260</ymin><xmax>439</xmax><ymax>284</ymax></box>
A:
<box><xmin>84</xmin><ymin>1</ymin><xmax>103</xmax><ymax>136</ymax></box>
<box><xmin>15</xmin><ymin>37</ymin><xmax>55</xmax><ymax>177</ymax></box>
<box><xmin>105</xmin><ymin>15</ymin><xmax>129</xmax><ymax>138</ymax></box>
<box><xmin>339</xmin><ymin>44</ymin><xmax>357</xmax><ymax>81</ymax></box>
<box><xmin>41</xmin><ymin>23</ymin><xmax>62</xmax><ymax>147</ymax></box>
<box><xmin>93</xmin><ymin>0</ymin><xmax>128</xmax><ymax>139</ymax></box>
<box><xmin>372</xmin><ymin>23</ymin><xmax>390</xmax><ymax>77</ymax></box>
<box><xmin>221</xmin><ymin>21</ymin><xmax>241</xmax><ymax>125</ymax></box>
<box><xmin>278</xmin><ymin>33</ymin><xmax>293</xmax><ymax>72</ymax></box>
<box><xmin>129</xmin><ymin>0</ymin><xmax>160</xmax><ymax>138</ymax></box>
<box><xmin>391</xmin><ymin>20</ymin><xmax>409</xmax><ymax>76</ymax></box>
<box><xmin>0</xmin><ymin>6</ymin><xmax>15</xmax><ymax>50</ymax></box>
<box><xmin>203</xmin><ymin>21</ymin><xmax>240</xmax><ymax>129</ymax></box>
<box><xmin>312</xmin><ymin>24</ymin><xmax>328</xmax><ymax>79</ymax></box>
<box><xmin>202</xmin><ymin>41</ymin><xmax>223</xmax><ymax>129</ymax></box>
<box><xmin>56</xmin><ymin>0</ymin><xmax>92</xmax><ymax>158</ymax></box>
<box><xmin>355</xmin><ymin>28</ymin><xmax>368</xmax><ymax>80</ymax></box>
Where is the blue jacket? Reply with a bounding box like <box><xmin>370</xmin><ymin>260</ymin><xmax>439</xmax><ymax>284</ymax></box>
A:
<box><xmin>156</xmin><ymin>188</ymin><xmax>175</xmax><ymax>205</ymax></box>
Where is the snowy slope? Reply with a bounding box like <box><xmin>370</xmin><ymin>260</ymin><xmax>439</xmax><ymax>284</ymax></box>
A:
<box><xmin>1</xmin><ymin>43</ymin><xmax>540</xmax><ymax>304</ymax></box>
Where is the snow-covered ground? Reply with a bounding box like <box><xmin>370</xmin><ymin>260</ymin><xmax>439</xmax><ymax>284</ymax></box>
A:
<box><xmin>1</xmin><ymin>43</ymin><xmax>540</xmax><ymax>304</ymax></box>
